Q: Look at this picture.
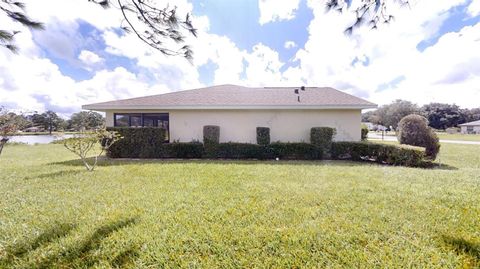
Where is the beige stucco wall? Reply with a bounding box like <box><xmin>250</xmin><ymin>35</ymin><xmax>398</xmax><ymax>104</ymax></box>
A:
<box><xmin>106</xmin><ymin>109</ymin><xmax>362</xmax><ymax>142</ymax></box>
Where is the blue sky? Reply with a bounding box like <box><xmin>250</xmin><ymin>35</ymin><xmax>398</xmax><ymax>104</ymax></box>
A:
<box><xmin>0</xmin><ymin>0</ymin><xmax>479</xmax><ymax>115</ymax></box>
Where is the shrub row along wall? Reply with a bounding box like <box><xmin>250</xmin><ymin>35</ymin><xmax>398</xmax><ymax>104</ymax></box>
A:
<box><xmin>107</xmin><ymin>127</ymin><xmax>322</xmax><ymax>160</ymax></box>
<box><xmin>107</xmin><ymin>127</ymin><xmax>427</xmax><ymax>167</ymax></box>
<box><xmin>331</xmin><ymin>142</ymin><xmax>426</xmax><ymax>167</ymax></box>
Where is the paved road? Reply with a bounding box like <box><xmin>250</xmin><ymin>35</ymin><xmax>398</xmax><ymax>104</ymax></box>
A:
<box><xmin>368</xmin><ymin>134</ymin><xmax>480</xmax><ymax>145</ymax></box>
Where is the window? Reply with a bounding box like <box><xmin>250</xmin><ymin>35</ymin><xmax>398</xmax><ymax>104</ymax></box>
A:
<box><xmin>114</xmin><ymin>113</ymin><xmax>169</xmax><ymax>141</ymax></box>
<box><xmin>130</xmin><ymin>114</ymin><xmax>142</xmax><ymax>127</ymax></box>
<box><xmin>114</xmin><ymin>114</ymin><xmax>129</xmax><ymax>127</ymax></box>
<box><xmin>467</xmin><ymin>126</ymin><xmax>474</xmax><ymax>134</ymax></box>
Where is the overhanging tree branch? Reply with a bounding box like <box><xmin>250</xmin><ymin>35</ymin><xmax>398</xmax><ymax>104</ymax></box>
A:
<box><xmin>0</xmin><ymin>0</ymin><xmax>44</xmax><ymax>52</ymax></box>
<box><xmin>1</xmin><ymin>0</ymin><xmax>197</xmax><ymax>60</ymax></box>
<box><xmin>325</xmin><ymin>0</ymin><xmax>410</xmax><ymax>35</ymax></box>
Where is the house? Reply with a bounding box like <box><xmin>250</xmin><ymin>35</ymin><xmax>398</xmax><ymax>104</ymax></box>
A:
<box><xmin>459</xmin><ymin>120</ymin><xmax>480</xmax><ymax>134</ymax></box>
<box><xmin>22</xmin><ymin>126</ymin><xmax>43</xmax><ymax>132</ymax></box>
<box><xmin>82</xmin><ymin>85</ymin><xmax>377</xmax><ymax>143</ymax></box>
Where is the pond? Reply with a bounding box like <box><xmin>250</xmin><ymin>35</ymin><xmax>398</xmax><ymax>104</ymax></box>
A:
<box><xmin>8</xmin><ymin>134</ymin><xmax>75</xmax><ymax>145</ymax></box>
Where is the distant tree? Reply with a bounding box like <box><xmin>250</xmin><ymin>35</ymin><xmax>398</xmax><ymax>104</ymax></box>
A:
<box><xmin>1</xmin><ymin>0</ymin><xmax>196</xmax><ymax>59</ymax></box>
<box><xmin>31</xmin><ymin>111</ymin><xmax>64</xmax><ymax>134</ymax></box>
<box><xmin>70</xmin><ymin>111</ymin><xmax>105</xmax><ymax>131</ymax></box>
<box><xmin>361</xmin><ymin>110</ymin><xmax>375</xmax><ymax>122</ymax></box>
<box><xmin>369</xmin><ymin>99</ymin><xmax>420</xmax><ymax>130</ymax></box>
<box><xmin>397</xmin><ymin>114</ymin><xmax>440</xmax><ymax>160</ymax></box>
<box><xmin>421</xmin><ymin>103</ymin><xmax>467</xmax><ymax>130</ymax></box>
<box><xmin>0</xmin><ymin>107</ymin><xmax>22</xmax><ymax>156</ymax></box>
<box><xmin>325</xmin><ymin>0</ymin><xmax>410</xmax><ymax>34</ymax></box>
<box><xmin>464</xmin><ymin>108</ymin><xmax>480</xmax><ymax>122</ymax></box>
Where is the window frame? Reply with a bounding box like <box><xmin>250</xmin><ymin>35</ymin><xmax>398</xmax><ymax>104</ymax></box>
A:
<box><xmin>113</xmin><ymin>113</ymin><xmax>170</xmax><ymax>142</ymax></box>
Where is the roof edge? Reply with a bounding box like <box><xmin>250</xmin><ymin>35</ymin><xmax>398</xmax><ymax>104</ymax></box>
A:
<box><xmin>82</xmin><ymin>104</ymin><xmax>378</xmax><ymax>111</ymax></box>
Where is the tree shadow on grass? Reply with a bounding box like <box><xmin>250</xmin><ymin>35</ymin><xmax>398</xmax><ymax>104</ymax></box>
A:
<box><xmin>110</xmin><ymin>245</ymin><xmax>140</xmax><ymax>268</ymax></box>
<box><xmin>50</xmin><ymin>157</ymin><xmax>458</xmax><ymax>170</ymax></box>
<box><xmin>22</xmin><ymin>169</ymin><xmax>87</xmax><ymax>181</ymax></box>
<box><xmin>442</xmin><ymin>235</ymin><xmax>480</xmax><ymax>265</ymax></box>
<box><xmin>0</xmin><ymin>218</ymin><xmax>140</xmax><ymax>268</ymax></box>
<box><xmin>0</xmin><ymin>222</ymin><xmax>77</xmax><ymax>266</ymax></box>
<box><xmin>37</xmin><ymin>217</ymin><xmax>139</xmax><ymax>268</ymax></box>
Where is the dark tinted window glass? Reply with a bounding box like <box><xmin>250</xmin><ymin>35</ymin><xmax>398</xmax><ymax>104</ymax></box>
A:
<box><xmin>130</xmin><ymin>114</ymin><xmax>142</xmax><ymax>127</ymax></box>
<box><xmin>113</xmin><ymin>113</ymin><xmax>169</xmax><ymax>141</ymax></box>
<box><xmin>114</xmin><ymin>114</ymin><xmax>129</xmax><ymax>126</ymax></box>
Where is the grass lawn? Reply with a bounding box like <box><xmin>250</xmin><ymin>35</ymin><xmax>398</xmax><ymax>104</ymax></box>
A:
<box><xmin>0</xmin><ymin>143</ymin><xmax>479</xmax><ymax>268</ymax></box>
<box><xmin>436</xmin><ymin>133</ymin><xmax>480</xmax><ymax>142</ymax></box>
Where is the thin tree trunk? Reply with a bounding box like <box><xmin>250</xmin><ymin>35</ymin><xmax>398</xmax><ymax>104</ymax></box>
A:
<box><xmin>0</xmin><ymin>138</ymin><xmax>9</xmax><ymax>156</ymax></box>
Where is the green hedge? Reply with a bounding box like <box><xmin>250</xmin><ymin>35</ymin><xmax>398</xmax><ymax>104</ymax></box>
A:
<box><xmin>214</xmin><ymin>142</ymin><xmax>322</xmax><ymax>160</ymax></box>
<box><xmin>256</xmin><ymin>127</ymin><xmax>270</xmax><ymax>145</ymax></box>
<box><xmin>105</xmin><ymin>128</ymin><xmax>424</xmax><ymax>167</ymax></box>
<box><xmin>310</xmin><ymin>127</ymin><xmax>336</xmax><ymax>151</ymax></box>
<box><xmin>106</xmin><ymin>127</ymin><xmax>166</xmax><ymax>158</ymax></box>
<box><xmin>331</xmin><ymin>141</ymin><xmax>425</xmax><ymax>167</ymax></box>
<box><xmin>158</xmin><ymin>142</ymin><xmax>204</xmax><ymax>158</ymax></box>
<box><xmin>105</xmin><ymin>128</ymin><xmax>322</xmax><ymax>160</ymax></box>
<box><xmin>216</xmin><ymin>143</ymin><xmax>267</xmax><ymax>159</ymax></box>
<box><xmin>269</xmin><ymin>142</ymin><xmax>322</xmax><ymax>160</ymax></box>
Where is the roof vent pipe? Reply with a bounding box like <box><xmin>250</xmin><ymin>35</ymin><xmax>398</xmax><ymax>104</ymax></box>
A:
<box><xmin>301</xmin><ymin>86</ymin><xmax>305</xmax><ymax>91</ymax></box>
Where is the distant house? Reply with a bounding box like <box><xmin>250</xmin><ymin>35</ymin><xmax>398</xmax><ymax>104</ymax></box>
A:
<box><xmin>459</xmin><ymin>120</ymin><xmax>480</xmax><ymax>134</ymax></box>
<box><xmin>23</xmin><ymin>126</ymin><xmax>43</xmax><ymax>133</ymax></box>
<box><xmin>83</xmin><ymin>85</ymin><xmax>377</xmax><ymax>143</ymax></box>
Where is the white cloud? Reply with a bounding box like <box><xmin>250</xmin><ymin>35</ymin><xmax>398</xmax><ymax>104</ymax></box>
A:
<box><xmin>284</xmin><ymin>41</ymin><xmax>297</xmax><ymax>49</ymax></box>
<box><xmin>258</xmin><ymin>0</ymin><xmax>301</xmax><ymax>25</ymax></box>
<box><xmin>468</xmin><ymin>0</ymin><xmax>480</xmax><ymax>17</ymax></box>
<box><xmin>78</xmin><ymin>50</ymin><xmax>104</xmax><ymax>68</ymax></box>
<box><xmin>2</xmin><ymin>0</ymin><xmax>479</xmax><ymax>116</ymax></box>
<box><xmin>280</xmin><ymin>0</ymin><xmax>480</xmax><ymax>108</ymax></box>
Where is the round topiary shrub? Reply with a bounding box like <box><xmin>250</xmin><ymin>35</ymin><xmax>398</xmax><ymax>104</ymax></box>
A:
<box><xmin>397</xmin><ymin>114</ymin><xmax>440</xmax><ymax>160</ymax></box>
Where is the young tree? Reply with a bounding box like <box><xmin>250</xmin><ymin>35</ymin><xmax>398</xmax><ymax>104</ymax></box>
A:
<box><xmin>63</xmin><ymin>129</ymin><xmax>122</xmax><ymax>171</ymax></box>
<box><xmin>1</xmin><ymin>0</ymin><xmax>196</xmax><ymax>59</ymax></box>
<box><xmin>326</xmin><ymin>0</ymin><xmax>410</xmax><ymax>34</ymax></box>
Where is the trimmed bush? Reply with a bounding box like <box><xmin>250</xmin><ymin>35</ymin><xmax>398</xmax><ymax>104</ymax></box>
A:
<box><xmin>106</xmin><ymin>127</ymin><xmax>166</xmax><ymax>158</ymax></box>
<box><xmin>310</xmin><ymin>127</ymin><xmax>336</xmax><ymax>152</ymax></box>
<box><xmin>214</xmin><ymin>142</ymin><xmax>322</xmax><ymax>160</ymax></box>
<box><xmin>256</xmin><ymin>127</ymin><xmax>270</xmax><ymax>145</ymax></box>
<box><xmin>269</xmin><ymin>142</ymin><xmax>322</xmax><ymax>160</ymax></box>
<box><xmin>203</xmin><ymin>125</ymin><xmax>220</xmax><ymax>158</ymax></box>
<box><xmin>216</xmin><ymin>143</ymin><xmax>267</xmax><ymax>159</ymax></box>
<box><xmin>397</xmin><ymin>114</ymin><xmax>440</xmax><ymax>160</ymax></box>
<box><xmin>158</xmin><ymin>142</ymin><xmax>204</xmax><ymax>158</ymax></box>
<box><xmin>331</xmin><ymin>141</ymin><xmax>425</xmax><ymax>167</ymax></box>
<box><xmin>203</xmin><ymin>125</ymin><xmax>220</xmax><ymax>144</ymax></box>
<box><xmin>361</xmin><ymin>124</ymin><xmax>369</xmax><ymax>141</ymax></box>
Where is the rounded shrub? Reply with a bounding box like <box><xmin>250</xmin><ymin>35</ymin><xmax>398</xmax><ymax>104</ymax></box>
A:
<box><xmin>397</xmin><ymin>114</ymin><xmax>440</xmax><ymax>160</ymax></box>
